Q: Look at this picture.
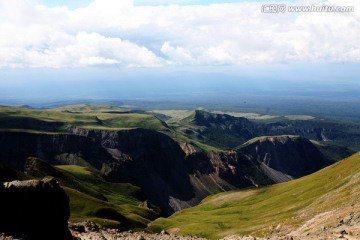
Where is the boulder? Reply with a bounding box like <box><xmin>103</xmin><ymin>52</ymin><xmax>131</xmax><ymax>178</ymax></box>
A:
<box><xmin>0</xmin><ymin>178</ymin><xmax>72</xmax><ymax>240</ymax></box>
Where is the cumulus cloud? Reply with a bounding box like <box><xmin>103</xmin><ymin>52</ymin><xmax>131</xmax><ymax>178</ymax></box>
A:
<box><xmin>0</xmin><ymin>0</ymin><xmax>359</xmax><ymax>68</ymax></box>
<box><xmin>161</xmin><ymin>42</ymin><xmax>195</xmax><ymax>65</ymax></box>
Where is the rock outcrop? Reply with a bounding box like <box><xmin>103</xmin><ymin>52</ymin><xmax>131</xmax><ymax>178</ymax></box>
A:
<box><xmin>0</xmin><ymin>178</ymin><xmax>72</xmax><ymax>240</ymax></box>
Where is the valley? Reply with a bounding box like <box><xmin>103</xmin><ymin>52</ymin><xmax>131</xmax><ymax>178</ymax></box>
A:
<box><xmin>0</xmin><ymin>103</ymin><xmax>359</xmax><ymax>239</ymax></box>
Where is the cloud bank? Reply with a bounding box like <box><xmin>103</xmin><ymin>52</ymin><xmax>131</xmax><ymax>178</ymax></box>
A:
<box><xmin>0</xmin><ymin>0</ymin><xmax>359</xmax><ymax>68</ymax></box>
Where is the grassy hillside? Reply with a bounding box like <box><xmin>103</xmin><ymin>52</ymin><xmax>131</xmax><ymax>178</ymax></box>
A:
<box><xmin>1</xmin><ymin>105</ymin><xmax>357</xmax><ymax>154</ymax></box>
<box><xmin>158</xmin><ymin>108</ymin><xmax>360</xmax><ymax>152</ymax></box>
<box><xmin>149</xmin><ymin>153</ymin><xmax>360</xmax><ymax>239</ymax></box>
<box><xmin>171</xmin><ymin>109</ymin><xmax>255</xmax><ymax>150</ymax></box>
<box><xmin>51</xmin><ymin>104</ymin><xmax>127</xmax><ymax>113</ymax></box>
<box><xmin>0</xmin><ymin>104</ymin><xmax>167</xmax><ymax>132</ymax></box>
<box><xmin>25</xmin><ymin>157</ymin><xmax>158</xmax><ymax>229</ymax></box>
<box><xmin>238</xmin><ymin>135</ymin><xmax>299</xmax><ymax>148</ymax></box>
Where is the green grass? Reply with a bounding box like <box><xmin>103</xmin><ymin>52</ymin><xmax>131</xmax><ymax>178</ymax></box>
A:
<box><xmin>65</xmin><ymin>186</ymin><xmax>156</xmax><ymax>229</ymax></box>
<box><xmin>24</xmin><ymin>157</ymin><xmax>158</xmax><ymax>229</ymax></box>
<box><xmin>54</xmin><ymin>165</ymin><xmax>158</xmax><ymax>228</ymax></box>
<box><xmin>148</xmin><ymin>110</ymin><xmax>193</xmax><ymax>123</ymax></box>
<box><xmin>51</xmin><ymin>104</ymin><xmax>127</xmax><ymax>113</ymax></box>
<box><xmin>56</xmin><ymin>165</ymin><xmax>142</xmax><ymax>205</ymax></box>
<box><xmin>149</xmin><ymin>153</ymin><xmax>360</xmax><ymax>239</ymax></box>
<box><xmin>212</xmin><ymin>111</ymin><xmax>277</xmax><ymax>120</ymax></box>
<box><xmin>169</xmin><ymin>129</ymin><xmax>223</xmax><ymax>152</ymax></box>
<box><xmin>238</xmin><ymin>135</ymin><xmax>299</xmax><ymax>148</ymax></box>
<box><xmin>162</xmin><ymin>109</ymin><xmax>360</xmax><ymax>152</ymax></box>
<box><xmin>171</xmin><ymin>110</ymin><xmax>256</xmax><ymax>150</ymax></box>
<box><xmin>0</xmin><ymin>105</ymin><xmax>167</xmax><ymax>132</ymax></box>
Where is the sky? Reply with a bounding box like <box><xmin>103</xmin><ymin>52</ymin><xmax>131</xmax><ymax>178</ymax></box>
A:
<box><xmin>41</xmin><ymin>0</ymin><xmax>265</xmax><ymax>8</ymax></box>
<box><xmin>0</xmin><ymin>0</ymin><xmax>359</xmax><ymax>104</ymax></box>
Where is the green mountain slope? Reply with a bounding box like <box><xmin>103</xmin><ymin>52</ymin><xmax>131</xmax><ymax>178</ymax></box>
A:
<box><xmin>176</xmin><ymin>109</ymin><xmax>256</xmax><ymax>149</ymax></box>
<box><xmin>25</xmin><ymin>157</ymin><xmax>158</xmax><ymax>229</ymax></box>
<box><xmin>149</xmin><ymin>153</ymin><xmax>360</xmax><ymax>239</ymax></box>
<box><xmin>170</xmin><ymin>109</ymin><xmax>358</xmax><ymax>157</ymax></box>
<box><xmin>0</xmin><ymin>105</ymin><xmax>167</xmax><ymax>132</ymax></box>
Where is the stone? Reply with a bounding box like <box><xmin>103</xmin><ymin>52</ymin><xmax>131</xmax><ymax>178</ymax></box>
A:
<box><xmin>69</xmin><ymin>223</ymin><xmax>86</xmax><ymax>233</ymax></box>
<box><xmin>0</xmin><ymin>177</ymin><xmax>73</xmax><ymax>240</ymax></box>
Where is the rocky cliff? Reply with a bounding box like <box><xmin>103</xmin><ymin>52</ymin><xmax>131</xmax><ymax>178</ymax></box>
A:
<box><xmin>183</xmin><ymin>110</ymin><xmax>256</xmax><ymax>148</ymax></box>
<box><xmin>239</xmin><ymin>135</ymin><xmax>332</xmax><ymax>182</ymax></box>
<box><xmin>0</xmin><ymin>129</ymin><xmax>195</xmax><ymax>215</ymax></box>
<box><xmin>0</xmin><ymin>131</ymin><xmax>115</xmax><ymax>171</ymax></box>
<box><xmin>0</xmin><ymin>129</ymin><xmax>332</xmax><ymax>216</ymax></box>
<box><xmin>0</xmin><ymin>178</ymin><xmax>72</xmax><ymax>240</ymax></box>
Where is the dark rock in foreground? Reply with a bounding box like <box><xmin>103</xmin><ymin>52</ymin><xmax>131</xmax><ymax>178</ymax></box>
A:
<box><xmin>0</xmin><ymin>178</ymin><xmax>72</xmax><ymax>240</ymax></box>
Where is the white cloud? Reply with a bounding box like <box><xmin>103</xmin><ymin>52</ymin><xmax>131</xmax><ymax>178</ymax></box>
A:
<box><xmin>0</xmin><ymin>0</ymin><xmax>359</xmax><ymax>68</ymax></box>
<box><xmin>72</xmin><ymin>32</ymin><xmax>163</xmax><ymax>67</ymax></box>
<box><xmin>161</xmin><ymin>42</ymin><xmax>194</xmax><ymax>65</ymax></box>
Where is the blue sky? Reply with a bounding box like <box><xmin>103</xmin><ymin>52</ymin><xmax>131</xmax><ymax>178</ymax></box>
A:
<box><xmin>40</xmin><ymin>0</ymin><xmax>92</xmax><ymax>8</ymax></box>
<box><xmin>40</xmin><ymin>0</ymin><xmax>245</xmax><ymax>8</ymax></box>
<box><xmin>41</xmin><ymin>0</ymin><xmax>296</xmax><ymax>8</ymax></box>
<box><xmin>0</xmin><ymin>0</ymin><xmax>359</xmax><ymax>103</ymax></box>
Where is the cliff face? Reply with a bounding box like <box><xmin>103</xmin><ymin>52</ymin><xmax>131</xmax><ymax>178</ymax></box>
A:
<box><xmin>68</xmin><ymin>128</ymin><xmax>195</xmax><ymax>215</ymax></box>
<box><xmin>0</xmin><ymin>131</ymin><xmax>115</xmax><ymax>171</ymax></box>
<box><xmin>239</xmin><ymin>136</ymin><xmax>332</xmax><ymax>182</ymax></box>
<box><xmin>187</xmin><ymin>110</ymin><xmax>256</xmax><ymax>148</ymax></box>
<box><xmin>184</xmin><ymin>151</ymin><xmax>273</xmax><ymax>197</ymax></box>
<box><xmin>0</xmin><ymin>130</ymin><xmax>332</xmax><ymax>216</ymax></box>
<box><xmin>0</xmin><ymin>178</ymin><xmax>72</xmax><ymax>240</ymax></box>
<box><xmin>0</xmin><ymin>129</ymin><xmax>195</xmax><ymax>215</ymax></box>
